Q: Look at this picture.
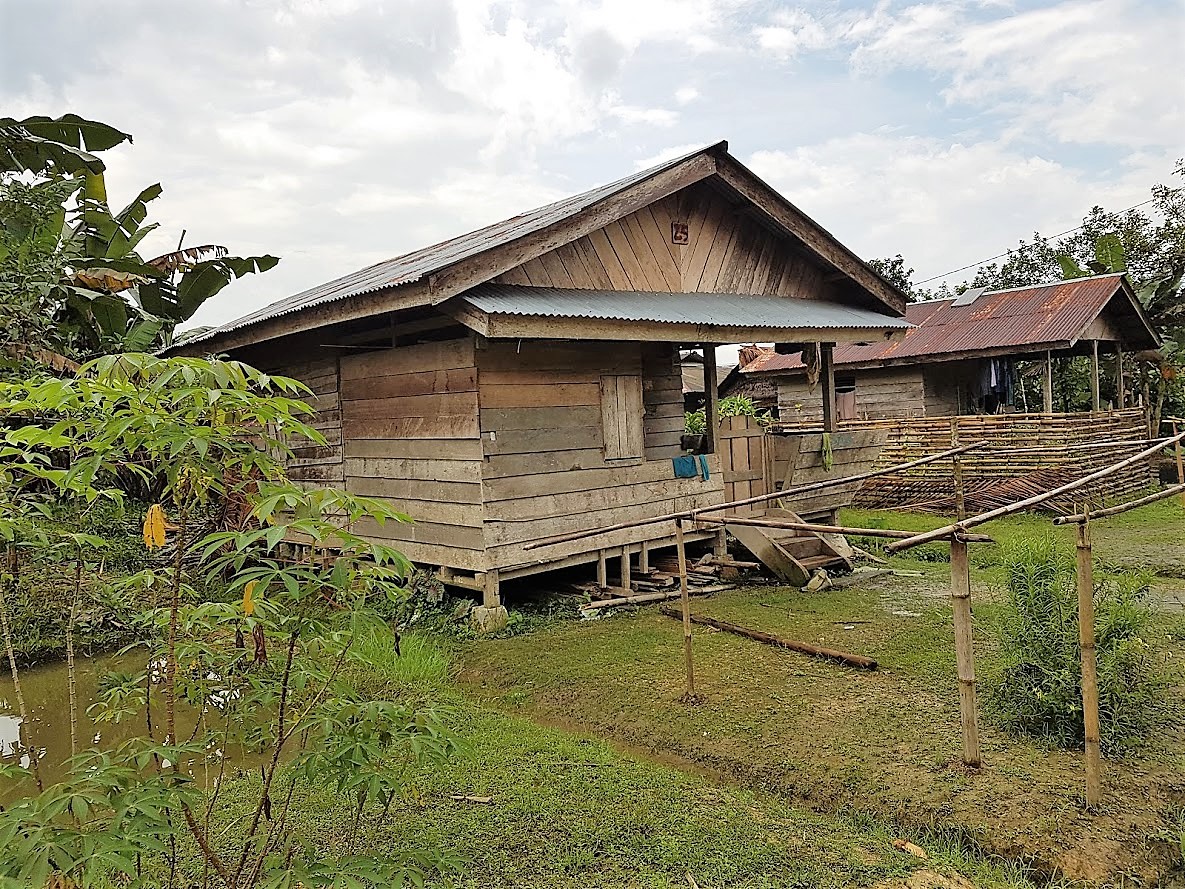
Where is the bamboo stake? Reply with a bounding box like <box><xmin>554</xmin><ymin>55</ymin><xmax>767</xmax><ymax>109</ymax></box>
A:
<box><xmin>885</xmin><ymin>430</ymin><xmax>1185</xmax><ymax>553</ymax></box>
<box><xmin>523</xmin><ymin>441</ymin><xmax>987</xmax><ymax>550</ymax></box>
<box><xmin>1053</xmin><ymin>483</ymin><xmax>1185</xmax><ymax>524</ymax></box>
<box><xmin>675</xmin><ymin>518</ymin><xmax>695</xmax><ymax>699</ymax></box>
<box><xmin>1075</xmin><ymin>511</ymin><xmax>1102</xmax><ymax>808</ymax></box>
<box><xmin>952</xmin><ymin>419</ymin><xmax>966</xmax><ymax>521</ymax></box>
<box><xmin>950</xmin><ymin>536</ymin><xmax>981</xmax><ymax>767</ymax></box>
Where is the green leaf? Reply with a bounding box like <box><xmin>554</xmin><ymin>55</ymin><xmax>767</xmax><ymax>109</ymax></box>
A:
<box><xmin>1055</xmin><ymin>254</ymin><xmax>1088</xmax><ymax>279</ymax></box>
<box><xmin>172</xmin><ymin>255</ymin><xmax>280</xmax><ymax>322</ymax></box>
<box><xmin>1093</xmin><ymin>232</ymin><xmax>1126</xmax><ymax>273</ymax></box>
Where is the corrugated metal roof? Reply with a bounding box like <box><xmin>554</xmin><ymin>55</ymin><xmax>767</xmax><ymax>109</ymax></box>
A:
<box><xmin>461</xmin><ymin>284</ymin><xmax>912</xmax><ymax>330</ymax></box>
<box><xmin>179</xmin><ymin>143</ymin><xmax>726</xmax><ymax>347</ymax></box>
<box><xmin>745</xmin><ymin>274</ymin><xmax>1158</xmax><ymax>373</ymax></box>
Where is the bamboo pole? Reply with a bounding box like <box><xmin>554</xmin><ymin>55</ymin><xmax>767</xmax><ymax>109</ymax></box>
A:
<box><xmin>952</xmin><ymin>419</ymin><xmax>966</xmax><ymax>521</ymax></box>
<box><xmin>675</xmin><ymin>518</ymin><xmax>695</xmax><ymax>699</ymax></box>
<box><xmin>950</xmin><ymin>536</ymin><xmax>981</xmax><ymax>767</ymax></box>
<box><xmin>1044</xmin><ymin>350</ymin><xmax>1054</xmax><ymax>413</ymax></box>
<box><xmin>690</xmin><ymin>514</ymin><xmax>992</xmax><ymax>542</ymax></box>
<box><xmin>1090</xmin><ymin>341</ymin><xmax>1101</xmax><ymax>412</ymax></box>
<box><xmin>522</xmin><ymin>441</ymin><xmax>987</xmax><ymax>550</ymax></box>
<box><xmin>659</xmin><ymin>608</ymin><xmax>878</xmax><ymax>670</ymax></box>
<box><xmin>885</xmin><ymin>429</ymin><xmax>1185</xmax><ymax>553</ymax></box>
<box><xmin>1053</xmin><ymin>483</ymin><xmax>1185</xmax><ymax>524</ymax></box>
<box><xmin>1075</xmin><ymin>512</ymin><xmax>1102</xmax><ymax>808</ymax></box>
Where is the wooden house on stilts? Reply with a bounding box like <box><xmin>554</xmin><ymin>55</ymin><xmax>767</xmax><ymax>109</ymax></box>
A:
<box><xmin>172</xmin><ymin>142</ymin><xmax>909</xmax><ymax>608</ymax></box>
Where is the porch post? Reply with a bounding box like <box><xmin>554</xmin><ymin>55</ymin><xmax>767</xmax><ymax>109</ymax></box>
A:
<box><xmin>1089</xmin><ymin>340</ymin><xmax>1101</xmax><ymax>411</ymax></box>
<box><xmin>1115</xmin><ymin>350</ymin><xmax>1126</xmax><ymax>408</ymax></box>
<box><xmin>820</xmin><ymin>342</ymin><xmax>837</xmax><ymax>432</ymax></box>
<box><xmin>1043</xmin><ymin>350</ymin><xmax>1054</xmax><ymax>413</ymax></box>
<box><xmin>702</xmin><ymin>345</ymin><xmax>720</xmax><ymax>453</ymax></box>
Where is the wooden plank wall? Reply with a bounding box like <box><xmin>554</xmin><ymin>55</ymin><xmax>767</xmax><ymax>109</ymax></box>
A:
<box><xmin>338</xmin><ymin>337</ymin><xmax>488</xmax><ymax>571</ymax></box>
<box><xmin>776</xmin><ymin>366</ymin><xmax>926</xmax><ymax>423</ymax></box>
<box><xmin>282</xmin><ymin>357</ymin><xmax>344</xmax><ymax>488</ymax></box>
<box><xmin>479</xmin><ymin>339</ymin><xmax>723</xmax><ymax>569</ymax></box>
<box><xmin>772</xmin><ymin>430</ymin><xmax>889</xmax><ymax>518</ymax></box>
<box><xmin>719</xmin><ymin>414</ymin><xmax>768</xmax><ymax>513</ymax></box>
<box><xmin>493</xmin><ymin>183</ymin><xmax>833</xmax><ymax>299</ymax></box>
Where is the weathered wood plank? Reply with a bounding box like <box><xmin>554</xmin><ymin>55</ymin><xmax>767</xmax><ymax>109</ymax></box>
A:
<box><xmin>340</xmin><ymin>392</ymin><xmax>479</xmax><ymax>419</ymax></box>
<box><xmin>345</xmin><ymin>476</ymin><xmax>482</xmax><ymax>505</ymax></box>
<box><xmin>481</xmin><ymin>382</ymin><xmax>601</xmax><ymax>408</ymax></box>
<box><xmin>342</xmin><ymin>415</ymin><xmax>480</xmax><ymax>440</ymax></box>
<box><xmin>339</xmin><ymin>366</ymin><xmax>477</xmax><ymax>400</ymax></box>
<box><xmin>343</xmin><ymin>438</ymin><xmax>484</xmax><ymax>460</ymax></box>
<box><xmin>480</xmin><ymin>406</ymin><xmax>602</xmax><ymax>432</ymax></box>
<box><xmin>343</xmin><ymin>456</ymin><xmax>482</xmax><ymax>483</ymax></box>
<box><xmin>339</xmin><ymin>338</ymin><xmax>476</xmax><ymax>380</ymax></box>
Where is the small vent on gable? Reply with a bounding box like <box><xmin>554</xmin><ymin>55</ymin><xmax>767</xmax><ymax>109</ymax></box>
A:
<box><xmin>952</xmin><ymin>287</ymin><xmax>988</xmax><ymax>307</ymax></box>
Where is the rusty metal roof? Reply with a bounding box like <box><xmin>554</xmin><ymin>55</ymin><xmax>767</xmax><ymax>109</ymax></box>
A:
<box><xmin>178</xmin><ymin>143</ymin><xmax>726</xmax><ymax>347</ymax></box>
<box><xmin>460</xmin><ymin>284</ymin><xmax>912</xmax><ymax>330</ymax></box>
<box><xmin>744</xmin><ymin>274</ymin><xmax>1159</xmax><ymax>374</ymax></box>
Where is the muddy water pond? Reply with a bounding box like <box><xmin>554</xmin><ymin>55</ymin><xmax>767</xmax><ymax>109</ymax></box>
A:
<box><xmin>0</xmin><ymin>652</ymin><xmax>263</xmax><ymax>793</ymax></box>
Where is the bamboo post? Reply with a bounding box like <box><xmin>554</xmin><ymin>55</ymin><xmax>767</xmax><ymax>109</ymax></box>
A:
<box><xmin>639</xmin><ymin>540</ymin><xmax>650</xmax><ymax>574</ymax></box>
<box><xmin>1075</xmin><ymin>511</ymin><xmax>1102</xmax><ymax>808</ymax></box>
<box><xmin>596</xmin><ymin>550</ymin><xmax>608</xmax><ymax>587</ymax></box>
<box><xmin>950</xmin><ymin>536</ymin><xmax>981</xmax><ymax>767</ymax></box>
<box><xmin>675</xmin><ymin>518</ymin><xmax>696</xmax><ymax>699</ymax></box>
<box><xmin>620</xmin><ymin>545</ymin><xmax>631</xmax><ymax>590</ymax></box>
<box><xmin>951</xmin><ymin>419</ymin><xmax>966</xmax><ymax>521</ymax></box>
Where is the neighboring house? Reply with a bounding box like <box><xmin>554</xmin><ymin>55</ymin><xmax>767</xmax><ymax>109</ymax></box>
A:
<box><xmin>740</xmin><ymin>275</ymin><xmax>1159</xmax><ymax>424</ymax></box>
<box><xmin>171</xmin><ymin>141</ymin><xmax>908</xmax><ymax>606</ymax></box>
<box><xmin>718</xmin><ymin>345</ymin><xmax>778</xmax><ymax>415</ymax></box>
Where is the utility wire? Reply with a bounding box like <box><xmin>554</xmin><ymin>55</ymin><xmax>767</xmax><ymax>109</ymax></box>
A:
<box><xmin>915</xmin><ymin>197</ymin><xmax>1157</xmax><ymax>286</ymax></box>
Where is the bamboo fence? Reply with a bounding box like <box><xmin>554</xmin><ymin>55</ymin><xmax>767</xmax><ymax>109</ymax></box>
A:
<box><xmin>784</xmin><ymin>410</ymin><xmax>1158</xmax><ymax>512</ymax></box>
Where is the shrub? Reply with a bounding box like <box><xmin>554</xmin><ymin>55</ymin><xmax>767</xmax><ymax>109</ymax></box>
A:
<box><xmin>986</xmin><ymin>537</ymin><xmax>1172</xmax><ymax>752</ymax></box>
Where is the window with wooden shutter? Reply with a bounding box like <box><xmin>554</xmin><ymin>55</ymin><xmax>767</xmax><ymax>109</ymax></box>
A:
<box><xmin>600</xmin><ymin>374</ymin><xmax>644</xmax><ymax>461</ymax></box>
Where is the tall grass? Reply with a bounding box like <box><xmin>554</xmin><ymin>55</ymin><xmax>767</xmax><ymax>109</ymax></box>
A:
<box><xmin>986</xmin><ymin>537</ymin><xmax>1171</xmax><ymax>753</ymax></box>
<box><xmin>343</xmin><ymin>628</ymin><xmax>452</xmax><ymax>699</ymax></box>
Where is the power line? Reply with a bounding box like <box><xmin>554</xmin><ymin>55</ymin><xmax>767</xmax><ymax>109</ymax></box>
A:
<box><xmin>914</xmin><ymin>197</ymin><xmax>1157</xmax><ymax>286</ymax></box>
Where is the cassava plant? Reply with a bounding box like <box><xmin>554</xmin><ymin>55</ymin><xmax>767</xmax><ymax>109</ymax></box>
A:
<box><xmin>0</xmin><ymin>354</ymin><xmax>461</xmax><ymax>888</ymax></box>
<box><xmin>986</xmin><ymin>537</ymin><xmax>1172</xmax><ymax>753</ymax></box>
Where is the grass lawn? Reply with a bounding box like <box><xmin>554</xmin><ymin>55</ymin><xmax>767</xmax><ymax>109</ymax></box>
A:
<box><xmin>206</xmin><ymin>633</ymin><xmax>1046</xmax><ymax>889</ymax></box>
<box><xmin>455</xmin><ymin>503</ymin><xmax>1185</xmax><ymax>885</ymax></box>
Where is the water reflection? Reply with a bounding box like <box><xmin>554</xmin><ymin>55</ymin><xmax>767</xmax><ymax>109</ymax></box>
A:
<box><xmin>0</xmin><ymin>653</ymin><xmax>263</xmax><ymax>793</ymax></box>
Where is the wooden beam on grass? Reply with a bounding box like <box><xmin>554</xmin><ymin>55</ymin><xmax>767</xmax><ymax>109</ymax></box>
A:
<box><xmin>691</xmin><ymin>514</ymin><xmax>992</xmax><ymax>542</ymax></box>
<box><xmin>675</xmin><ymin>518</ymin><xmax>696</xmax><ymax>699</ymax></box>
<box><xmin>659</xmin><ymin>608</ymin><xmax>878</xmax><ymax>670</ymax></box>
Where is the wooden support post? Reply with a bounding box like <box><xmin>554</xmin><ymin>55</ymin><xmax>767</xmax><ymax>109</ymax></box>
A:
<box><xmin>1075</xmin><ymin>515</ymin><xmax>1102</xmax><ymax>809</ymax></box>
<box><xmin>675</xmin><ymin>518</ymin><xmax>696</xmax><ymax>699</ymax></box>
<box><xmin>702</xmin><ymin>345</ymin><xmax>720</xmax><ymax>454</ymax></box>
<box><xmin>950</xmin><ymin>537</ymin><xmax>981</xmax><ymax>767</ymax></box>
<box><xmin>1043</xmin><ymin>350</ymin><xmax>1054</xmax><ymax>413</ymax></box>
<box><xmin>714</xmin><ymin>527</ymin><xmax>728</xmax><ymax>558</ymax></box>
<box><xmin>620</xmin><ymin>545</ymin><xmax>631</xmax><ymax>590</ymax></box>
<box><xmin>639</xmin><ymin>540</ymin><xmax>650</xmax><ymax>574</ymax></box>
<box><xmin>1116</xmin><ymin>351</ymin><xmax>1126</xmax><ymax>409</ymax></box>
<box><xmin>596</xmin><ymin>550</ymin><xmax>608</xmax><ymax>588</ymax></box>
<box><xmin>950</xmin><ymin>419</ymin><xmax>965</xmax><ymax>521</ymax></box>
<box><xmin>820</xmin><ymin>342</ymin><xmax>837</xmax><ymax>433</ymax></box>
<box><xmin>1090</xmin><ymin>340</ymin><xmax>1101</xmax><ymax>411</ymax></box>
<box><xmin>481</xmin><ymin>569</ymin><xmax>501</xmax><ymax>608</ymax></box>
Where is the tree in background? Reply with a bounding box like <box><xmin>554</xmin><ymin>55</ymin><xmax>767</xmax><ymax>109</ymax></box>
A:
<box><xmin>0</xmin><ymin>115</ymin><xmax>277</xmax><ymax>363</ymax></box>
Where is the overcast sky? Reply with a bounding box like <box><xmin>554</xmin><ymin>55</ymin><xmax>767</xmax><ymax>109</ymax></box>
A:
<box><xmin>3</xmin><ymin>0</ymin><xmax>1182</xmax><ymax>333</ymax></box>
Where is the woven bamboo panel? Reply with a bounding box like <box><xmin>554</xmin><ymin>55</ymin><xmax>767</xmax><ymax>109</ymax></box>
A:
<box><xmin>776</xmin><ymin>410</ymin><xmax>1155</xmax><ymax>514</ymax></box>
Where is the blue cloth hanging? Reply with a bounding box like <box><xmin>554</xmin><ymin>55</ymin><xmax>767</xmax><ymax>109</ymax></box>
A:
<box><xmin>672</xmin><ymin>455</ymin><xmax>698</xmax><ymax>478</ymax></box>
<box><xmin>697</xmin><ymin>454</ymin><xmax>710</xmax><ymax>480</ymax></box>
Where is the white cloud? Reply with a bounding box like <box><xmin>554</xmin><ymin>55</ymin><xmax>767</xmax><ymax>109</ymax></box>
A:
<box><xmin>753</xmin><ymin>8</ymin><xmax>830</xmax><ymax>58</ymax></box>
<box><xmin>674</xmin><ymin>86</ymin><xmax>700</xmax><ymax>105</ymax></box>
<box><xmin>749</xmin><ymin>132</ymin><xmax>1173</xmax><ymax>288</ymax></box>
